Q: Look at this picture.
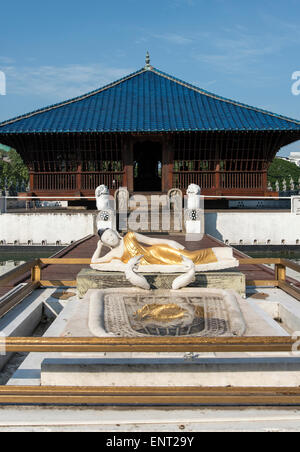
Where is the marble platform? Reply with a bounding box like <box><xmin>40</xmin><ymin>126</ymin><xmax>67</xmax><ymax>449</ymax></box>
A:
<box><xmin>40</xmin><ymin>288</ymin><xmax>292</xmax><ymax>387</ymax></box>
<box><xmin>77</xmin><ymin>268</ymin><xmax>246</xmax><ymax>298</ymax></box>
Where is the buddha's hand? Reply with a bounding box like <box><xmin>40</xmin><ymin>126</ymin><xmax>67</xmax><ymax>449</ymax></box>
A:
<box><xmin>128</xmin><ymin>255</ymin><xmax>143</xmax><ymax>271</ymax></box>
<box><xmin>125</xmin><ymin>255</ymin><xmax>150</xmax><ymax>291</ymax></box>
<box><xmin>95</xmin><ymin>240</ymin><xmax>103</xmax><ymax>253</ymax></box>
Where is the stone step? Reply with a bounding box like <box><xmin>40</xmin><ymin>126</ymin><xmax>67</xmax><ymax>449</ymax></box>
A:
<box><xmin>41</xmin><ymin>356</ymin><xmax>300</xmax><ymax>388</ymax></box>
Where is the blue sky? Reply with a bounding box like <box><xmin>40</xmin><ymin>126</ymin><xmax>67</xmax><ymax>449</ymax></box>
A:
<box><xmin>0</xmin><ymin>0</ymin><xmax>300</xmax><ymax>156</ymax></box>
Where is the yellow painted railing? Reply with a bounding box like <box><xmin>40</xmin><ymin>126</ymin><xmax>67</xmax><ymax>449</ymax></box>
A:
<box><xmin>0</xmin><ymin>336</ymin><xmax>300</xmax><ymax>405</ymax></box>
<box><xmin>36</xmin><ymin>257</ymin><xmax>300</xmax><ymax>300</ymax></box>
<box><xmin>1</xmin><ymin>336</ymin><xmax>299</xmax><ymax>353</ymax></box>
<box><xmin>0</xmin><ymin>257</ymin><xmax>300</xmax><ymax>304</ymax></box>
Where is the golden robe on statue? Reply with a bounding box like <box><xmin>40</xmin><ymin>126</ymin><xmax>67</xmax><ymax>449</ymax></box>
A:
<box><xmin>120</xmin><ymin>232</ymin><xmax>218</xmax><ymax>266</ymax></box>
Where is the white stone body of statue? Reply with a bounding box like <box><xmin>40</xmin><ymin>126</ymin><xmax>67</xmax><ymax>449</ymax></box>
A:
<box><xmin>95</xmin><ymin>185</ymin><xmax>116</xmax><ymax>231</ymax></box>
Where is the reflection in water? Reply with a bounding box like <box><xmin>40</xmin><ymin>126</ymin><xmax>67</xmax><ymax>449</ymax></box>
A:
<box><xmin>0</xmin><ymin>247</ymin><xmax>64</xmax><ymax>278</ymax></box>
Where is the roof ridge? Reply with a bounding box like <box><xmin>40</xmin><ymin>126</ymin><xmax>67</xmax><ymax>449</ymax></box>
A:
<box><xmin>151</xmin><ymin>67</ymin><xmax>300</xmax><ymax>126</ymax></box>
<box><xmin>0</xmin><ymin>68</ymin><xmax>147</xmax><ymax>128</ymax></box>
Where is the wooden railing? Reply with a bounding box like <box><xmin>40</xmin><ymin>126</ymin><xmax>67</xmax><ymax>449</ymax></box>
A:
<box><xmin>2</xmin><ymin>385</ymin><xmax>300</xmax><ymax>406</ymax></box>
<box><xmin>0</xmin><ymin>257</ymin><xmax>299</xmax><ymax>298</ymax></box>
<box><xmin>0</xmin><ymin>260</ymin><xmax>40</xmax><ymax>318</ymax></box>
<box><xmin>1</xmin><ymin>336</ymin><xmax>300</xmax><ymax>405</ymax></box>
<box><xmin>173</xmin><ymin>171</ymin><xmax>265</xmax><ymax>191</ymax></box>
<box><xmin>81</xmin><ymin>171</ymin><xmax>123</xmax><ymax>191</ymax></box>
<box><xmin>221</xmin><ymin>171</ymin><xmax>263</xmax><ymax>190</ymax></box>
<box><xmin>173</xmin><ymin>171</ymin><xmax>215</xmax><ymax>189</ymax></box>
<box><xmin>33</xmin><ymin>257</ymin><xmax>300</xmax><ymax>300</ymax></box>
<box><xmin>32</xmin><ymin>171</ymin><xmax>124</xmax><ymax>192</ymax></box>
<box><xmin>33</xmin><ymin>173</ymin><xmax>77</xmax><ymax>191</ymax></box>
<box><xmin>2</xmin><ymin>336</ymin><xmax>300</xmax><ymax>353</ymax></box>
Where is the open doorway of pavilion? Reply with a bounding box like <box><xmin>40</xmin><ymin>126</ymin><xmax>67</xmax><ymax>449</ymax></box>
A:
<box><xmin>133</xmin><ymin>141</ymin><xmax>162</xmax><ymax>192</ymax></box>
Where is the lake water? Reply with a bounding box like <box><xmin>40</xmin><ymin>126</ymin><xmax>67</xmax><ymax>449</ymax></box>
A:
<box><xmin>0</xmin><ymin>247</ymin><xmax>64</xmax><ymax>277</ymax></box>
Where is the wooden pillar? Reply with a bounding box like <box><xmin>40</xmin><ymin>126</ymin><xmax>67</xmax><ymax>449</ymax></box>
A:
<box><xmin>275</xmin><ymin>264</ymin><xmax>286</xmax><ymax>283</ymax></box>
<box><xmin>262</xmin><ymin>170</ymin><xmax>268</xmax><ymax>192</ymax></box>
<box><xmin>29</xmin><ymin>172</ymin><xmax>35</xmax><ymax>192</ymax></box>
<box><xmin>31</xmin><ymin>262</ymin><xmax>41</xmax><ymax>284</ymax></box>
<box><xmin>123</xmin><ymin>138</ymin><xmax>134</xmax><ymax>192</ymax></box>
<box><xmin>162</xmin><ymin>136</ymin><xmax>174</xmax><ymax>193</ymax></box>
<box><xmin>76</xmin><ymin>162</ymin><xmax>82</xmax><ymax>193</ymax></box>
<box><xmin>215</xmin><ymin>162</ymin><xmax>221</xmax><ymax>193</ymax></box>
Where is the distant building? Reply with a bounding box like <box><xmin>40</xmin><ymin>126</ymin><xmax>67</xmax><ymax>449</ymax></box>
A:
<box><xmin>0</xmin><ymin>143</ymin><xmax>11</xmax><ymax>163</ymax></box>
<box><xmin>278</xmin><ymin>152</ymin><xmax>300</xmax><ymax>167</ymax></box>
<box><xmin>0</xmin><ymin>155</ymin><xmax>11</xmax><ymax>164</ymax></box>
<box><xmin>289</xmin><ymin>152</ymin><xmax>300</xmax><ymax>167</ymax></box>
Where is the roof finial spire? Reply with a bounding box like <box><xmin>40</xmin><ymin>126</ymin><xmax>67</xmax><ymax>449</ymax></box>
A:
<box><xmin>145</xmin><ymin>51</ymin><xmax>151</xmax><ymax>69</ymax></box>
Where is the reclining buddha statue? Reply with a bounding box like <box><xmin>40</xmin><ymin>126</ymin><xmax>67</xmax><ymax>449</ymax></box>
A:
<box><xmin>91</xmin><ymin>229</ymin><xmax>238</xmax><ymax>272</ymax></box>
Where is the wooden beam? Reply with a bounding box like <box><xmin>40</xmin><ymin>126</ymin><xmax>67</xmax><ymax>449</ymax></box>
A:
<box><xmin>40</xmin><ymin>281</ymin><xmax>77</xmax><ymax>287</ymax></box>
<box><xmin>239</xmin><ymin>258</ymin><xmax>281</xmax><ymax>265</ymax></box>
<box><xmin>281</xmin><ymin>259</ymin><xmax>300</xmax><ymax>274</ymax></box>
<box><xmin>275</xmin><ymin>264</ymin><xmax>287</xmax><ymax>283</ymax></box>
<box><xmin>1</xmin><ymin>386</ymin><xmax>300</xmax><ymax>406</ymax></box>
<box><xmin>40</xmin><ymin>258</ymin><xmax>283</xmax><ymax>266</ymax></box>
<box><xmin>31</xmin><ymin>263</ymin><xmax>42</xmax><ymax>284</ymax></box>
<box><xmin>247</xmin><ymin>280</ymin><xmax>278</xmax><ymax>287</ymax></box>
<box><xmin>3</xmin><ymin>336</ymin><xmax>298</xmax><ymax>353</ymax></box>
<box><xmin>40</xmin><ymin>259</ymin><xmax>91</xmax><ymax>265</ymax></box>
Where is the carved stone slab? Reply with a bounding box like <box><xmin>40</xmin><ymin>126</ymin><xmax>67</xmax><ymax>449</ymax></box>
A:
<box><xmin>77</xmin><ymin>268</ymin><xmax>246</xmax><ymax>298</ymax></box>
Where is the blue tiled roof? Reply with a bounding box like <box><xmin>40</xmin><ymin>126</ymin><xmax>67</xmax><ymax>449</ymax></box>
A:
<box><xmin>0</xmin><ymin>66</ymin><xmax>300</xmax><ymax>133</ymax></box>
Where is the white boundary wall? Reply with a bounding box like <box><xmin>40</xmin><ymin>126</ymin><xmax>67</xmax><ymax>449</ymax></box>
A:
<box><xmin>0</xmin><ymin>211</ymin><xmax>300</xmax><ymax>246</ymax></box>
<box><xmin>0</xmin><ymin>213</ymin><xmax>95</xmax><ymax>245</ymax></box>
<box><xmin>205</xmin><ymin>211</ymin><xmax>300</xmax><ymax>246</ymax></box>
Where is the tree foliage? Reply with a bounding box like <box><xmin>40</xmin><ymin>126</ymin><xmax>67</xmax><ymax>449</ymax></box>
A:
<box><xmin>268</xmin><ymin>158</ymin><xmax>300</xmax><ymax>191</ymax></box>
<box><xmin>0</xmin><ymin>147</ymin><xmax>29</xmax><ymax>195</ymax></box>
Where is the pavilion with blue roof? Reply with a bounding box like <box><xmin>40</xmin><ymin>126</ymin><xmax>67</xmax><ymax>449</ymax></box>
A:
<box><xmin>1</xmin><ymin>53</ymin><xmax>300</xmax><ymax>199</ymax></box>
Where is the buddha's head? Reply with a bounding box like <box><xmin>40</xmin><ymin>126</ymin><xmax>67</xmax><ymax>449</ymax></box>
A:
<box><xmin>98</xmin><ymin>228</ymin><xmax>120</xmax><ymax>248</ymax></box>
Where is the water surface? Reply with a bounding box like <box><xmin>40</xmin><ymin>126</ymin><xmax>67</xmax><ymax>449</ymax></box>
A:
<box><xmin>0</xmin><ymin>247</ymin><xmax>64</xmax><ymax>276</ymax></box>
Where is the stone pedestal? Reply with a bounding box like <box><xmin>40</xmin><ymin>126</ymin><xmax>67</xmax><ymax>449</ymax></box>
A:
<box><xmin>77</xmin><ymin>268</ymin><xmax>246</xmax><ymax>298</ymax></box>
